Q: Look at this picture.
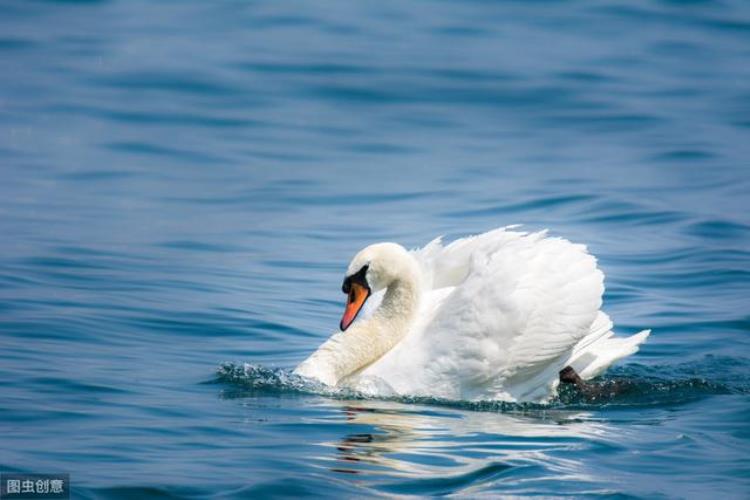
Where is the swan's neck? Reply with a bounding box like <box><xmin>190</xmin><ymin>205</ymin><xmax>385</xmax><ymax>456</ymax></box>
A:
<box><xmin>294</xmin><ymin>264</ymin><xmax>421</xmax><ymax>386</ymax></box>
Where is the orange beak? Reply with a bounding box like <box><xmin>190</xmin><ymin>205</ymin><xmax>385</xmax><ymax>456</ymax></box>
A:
<box><xmin>340</xmin><ymin>282</ymin><xmax>370</xmax><ymax>331</ymax></box>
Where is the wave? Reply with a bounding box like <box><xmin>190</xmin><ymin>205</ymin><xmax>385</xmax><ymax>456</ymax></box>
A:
<box><xmin>213</xmin><ymin>354</ymin><xmax>749</xmax><ymax>411</ymax></box>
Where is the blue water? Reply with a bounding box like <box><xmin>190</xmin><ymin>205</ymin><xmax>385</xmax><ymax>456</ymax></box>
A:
<box><xmin>1</xmin><ymin>0</ymin><xmax>749</xmax><ymax>498</ymax></box>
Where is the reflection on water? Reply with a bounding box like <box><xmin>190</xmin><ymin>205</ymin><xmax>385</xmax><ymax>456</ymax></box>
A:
<box><xmin>316</xmin><ymin>399</ymin><xmax>609</xmax><ymax>492</ymax></box>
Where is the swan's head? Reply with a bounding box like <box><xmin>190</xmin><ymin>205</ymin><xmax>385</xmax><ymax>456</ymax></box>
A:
<box><xmin>340</xmin><ymin>242</ymin><xmax>412</xmax><ymax>331</ymax></box>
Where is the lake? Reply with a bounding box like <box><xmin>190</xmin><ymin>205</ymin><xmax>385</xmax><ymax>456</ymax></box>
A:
<box><xmin>1</xmin><ymin>0</ymin><xmax>749</xmax><ymax>498</ymax></box>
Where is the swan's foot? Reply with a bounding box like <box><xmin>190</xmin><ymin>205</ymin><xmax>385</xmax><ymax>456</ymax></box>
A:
<box><xmin>559</xmin><ymin>365</ymin><xmax>604</xmax><ymax>399</ymax></box>
<box><xmin>559</xmin><ymin>366</ymin><xmax>585</xmax><ymax>387</ymax></box>
<box><xmin>559</xmin><ymin>365</ymin><xmax>629</xmax><ymax>401</ymax></box>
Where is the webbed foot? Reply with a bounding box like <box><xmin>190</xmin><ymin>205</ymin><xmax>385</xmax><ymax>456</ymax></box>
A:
<box><xmin>559</xmin><ymin>365</ymin><xmax>584</xmax><ymax>387</ymax></box>
<box><xmin>559</xmin><ymin>365</ymin><xmax>628</xmax><ymax>400</ymax></box>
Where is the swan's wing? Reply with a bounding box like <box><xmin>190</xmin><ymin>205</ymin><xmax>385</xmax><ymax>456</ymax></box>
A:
<box><xmin>411</xmin><ymin>226</ymin><xmax>526</xmax><ymax>290</ymax></box>
<box><xmin>419</xmin><ymin>230</ymin><xmax>604</xmax><ymax>400</ymax></box>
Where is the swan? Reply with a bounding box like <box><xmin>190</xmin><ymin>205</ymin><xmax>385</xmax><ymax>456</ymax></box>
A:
<box><xmin>294</xmin><ymin>227</ymin><xmax>650</xmax><ymax>402</ymax></box>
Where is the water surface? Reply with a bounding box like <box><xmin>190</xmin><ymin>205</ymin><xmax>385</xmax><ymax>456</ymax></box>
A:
<box><xmin>1</xmin><ymin>0</ymin><xmax>749</xmax><ymax>498</ymax></box>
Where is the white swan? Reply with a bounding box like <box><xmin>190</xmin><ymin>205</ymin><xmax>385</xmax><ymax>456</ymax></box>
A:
<box><xmin>294</xmin><ymin>227</ymin><xmax>650</xmax><ymax>402</ymax></box>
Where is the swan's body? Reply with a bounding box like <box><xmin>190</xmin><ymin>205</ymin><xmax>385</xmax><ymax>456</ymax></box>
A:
<box><xmin>294</xmin><ymin>227</ymin><xmax>650</xmax><ymax>402</ymax></box>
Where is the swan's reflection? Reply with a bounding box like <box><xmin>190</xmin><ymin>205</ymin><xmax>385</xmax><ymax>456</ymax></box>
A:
<box><xmin>316</xmin><ymin>399</ymin><xmax>614</xmax><ymax>485</ymax></box>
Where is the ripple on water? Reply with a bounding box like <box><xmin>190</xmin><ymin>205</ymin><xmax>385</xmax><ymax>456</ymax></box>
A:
<box><xmin>214</xmin><ymin>354</ymin><xmax>750</xmax><ymax>411</ymax></box>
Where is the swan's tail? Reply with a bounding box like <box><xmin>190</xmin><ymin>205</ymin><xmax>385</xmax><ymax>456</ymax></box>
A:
<box><xmin>565</xmin><ymin>312</ymin><xmax>650</xmax><ymax>380</ymax></box>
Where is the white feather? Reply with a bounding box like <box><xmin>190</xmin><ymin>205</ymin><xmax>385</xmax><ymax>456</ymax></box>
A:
<box><xmin>296</xmin><ymin>227</ymin><xmax>650</xmax><ymax>402</ymax></box>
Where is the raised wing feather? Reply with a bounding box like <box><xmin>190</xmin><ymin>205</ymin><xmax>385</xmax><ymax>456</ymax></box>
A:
<box><xmin>412</xmin><ymin>226</ymin><xmax>524</xmax><ymax>289</ymax></box>
<box><xmin>413</xmin><ymin>229</ymin><xmax>604</xmax><ymax>400</ymax></box>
